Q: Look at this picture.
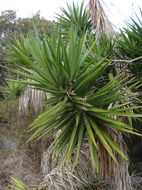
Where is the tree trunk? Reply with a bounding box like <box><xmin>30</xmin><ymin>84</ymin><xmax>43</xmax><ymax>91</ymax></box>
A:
<box><xmin>99</xmin><ymin>132</ymin><xmax>133</xmax><ymax>190</ymax></box>
<box><xmin>89</xmin><ymin>1</ymin><xmax>133</xmax><ymax>189</ymax></box>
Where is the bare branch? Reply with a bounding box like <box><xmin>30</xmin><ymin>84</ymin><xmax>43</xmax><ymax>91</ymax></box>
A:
<box><xmin>112</xmin><ymin>56</ymin><xmax>142</xmax><ymax>64</ymax></box>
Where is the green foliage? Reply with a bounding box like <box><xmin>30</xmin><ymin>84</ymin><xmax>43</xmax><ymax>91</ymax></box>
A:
<box><xmin>57</xmin><ymin>2</ymin><xmax>92</xmax><ymax>36</ymax></box>
<box><xmin>7</xmin><ymin>27</ymin><xmax>142</xmax><ymax>173</ymax></box>
<box><xmin>88</xmin><ymin>34</ymin><xmax>115</xmax><ymax>59</ymax></box>
<box><xmin>9</xmin><ymin>177</ymin><xmax>47</xmax><ymax>190</ymax></box>
<box><xmin>0</xmin><ymin>10</ymin><xmax>52</xmax><ymax>92</ymax></box>
<box><xmin>116</xmin><ymin>10</ymin><xmax>142</xmax><ymax>174</ymax></box>
<box><xmin>87</xmin><ymin>34</ymin><xmax>115</xmax><ymax>88</ymax></box>
<box><xmin>9</xmin><ymin>177</ymin><xmax>30</xmax><ymax>190</ymax></box>
<box><xmin>0</xmin><ymin>10</ymin><xmax>52</xmax><ymax>47</ymax></box>
<box><xmin>0</xmin><ymin>81</ymin><xmax>24</xmax><ymax>98</ymax></box>
<box><xmin>116</xmin><ymin>9</ymin><xmax>142</xmax><ymax>77</ymax></box>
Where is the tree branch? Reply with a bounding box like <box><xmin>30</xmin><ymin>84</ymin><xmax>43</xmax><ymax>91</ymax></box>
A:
<box><xmin>112</xmin><ymin>56</ymin><xmax>142</xmax><ymax>64</ymax></box>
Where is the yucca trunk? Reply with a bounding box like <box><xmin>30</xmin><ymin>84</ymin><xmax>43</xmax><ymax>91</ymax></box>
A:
<box><xmin>99</xmin><ymin>132</ymin><xmax>133</xmax><ymax>190</ymax></box>
<box><xmin>89</xmin><ymin>0</ymin><xmax>114</xmax><ymax>41</ymax></box>
<box><xmin>19</xmin><ymin>86</ymin><xmax>50</xmax><ymax>115</ymax></box>
<box><xmin>89</xmin><ymin>0</ymin><xmax>133</xmax><ymax>189</ymax></box>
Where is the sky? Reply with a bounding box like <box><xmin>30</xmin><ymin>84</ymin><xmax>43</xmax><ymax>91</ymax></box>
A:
<box><xmin>0</xmin><ymin>0</ymin><xmax>142</xmax><ymax>29</ymax></box>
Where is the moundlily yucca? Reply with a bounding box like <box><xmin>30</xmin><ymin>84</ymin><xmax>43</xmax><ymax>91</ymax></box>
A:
<box><xmin>7</xmin><ymin>27</ymin><xmax>142</xmax><ymax>173</ymax></box>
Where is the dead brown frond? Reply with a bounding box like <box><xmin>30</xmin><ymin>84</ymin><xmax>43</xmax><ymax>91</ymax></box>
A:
<box><xmin>89</xmin><ymin>0</ymin><xmax>114</xmax><ymax>40</ymax></box>
<box><xmin>98</xmin><ymin>130</ymin><xmax>133</xmax><ymax>190</ymax></box>
<box><xmin>41</xmin><ymin>145</ymin><xmax>106</xmax><ymax>190</ymax></box>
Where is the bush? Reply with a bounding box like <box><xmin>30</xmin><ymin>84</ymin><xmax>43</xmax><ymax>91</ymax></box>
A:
<box><xmin>0</xmin><ymin>81</ymin><xmax>24</xmax><ymax>98</ymax></box>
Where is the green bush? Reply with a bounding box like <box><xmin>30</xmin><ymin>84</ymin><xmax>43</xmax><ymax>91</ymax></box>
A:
<box><xmin>116</xmin><ymin>9</ymin><xmax>142</xmax><ymax>78</ymax></box>
<box><xmin>0</xmin><ymin>81</ymin><xmax>24</xmax><ymax>98</ymax></box>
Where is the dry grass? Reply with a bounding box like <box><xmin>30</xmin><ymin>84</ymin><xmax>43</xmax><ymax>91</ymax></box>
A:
<box><xmin>41</xmin><ymin>143</ymin><xmax>107</xmax><ymax>190</ymax></box>
<box><xmin>0</xmin><ymin>99</ymin><xmax>42</xmax><ymax>189</ymax></box>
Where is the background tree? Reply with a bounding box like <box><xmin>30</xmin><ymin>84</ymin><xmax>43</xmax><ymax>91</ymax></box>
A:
<box><xmin>0</xmin><ymin>10</ymin><xmax>52</xmax><ymax>99</ymax></box>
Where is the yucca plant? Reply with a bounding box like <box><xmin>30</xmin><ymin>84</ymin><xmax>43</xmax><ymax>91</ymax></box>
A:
<box><xmin>7</xmin><ymin>27</ymin><xmax>142</xmax><ymax>173</ymax></box>
<box><xmin>116</xmin><ymin>10</ymin><xmax>142</xmax><ymax>177</ymax></box>
<box><xmin>57</xmin><ymin>2</ymin><xmax>92</xmax><ymax>36</ymax></box>
<box><xmin>0</xmin><ymin>80</ymin><xmax>24</xmax><ymax>98</ymax></box>
<box><xmin>87</xmin><ymin>34</ymin><xmax>115</xmax><ymax>59</ymax></box>
<box><xmin>8</xmin><ymin>177</ymin><xmax>46</xmax><ymax>190</ymax></box>
<box><xmin>116</xmin><ymin>9</ymin><xmax>142</xmax><ymax>78</ymax></box>
<box><xmin>9</xmin><ymin>177</ymin><xmax>30</xmax><ymax>190</ymax></box>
